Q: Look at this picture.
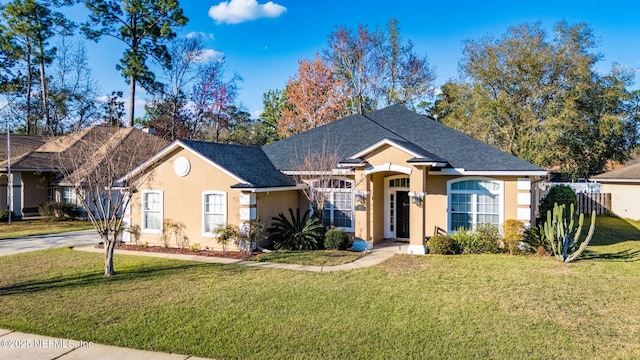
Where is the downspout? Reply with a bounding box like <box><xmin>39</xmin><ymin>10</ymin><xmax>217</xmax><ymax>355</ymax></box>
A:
<box><xmin>422</xmin><ymin>166</ymin><xmax>428</xmax><ymax>250</ymax></box>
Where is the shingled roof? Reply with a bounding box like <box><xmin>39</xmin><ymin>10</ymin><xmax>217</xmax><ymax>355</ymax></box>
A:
<box><xmin>592</xmin><ymin>161</ymin><xmax>640</xmax><ymax>182</ymax></box>
<box><xmin>263</xmin><ymin>105</ymin><xmax>544</xmax><ymax>173</ymax></box>
<box><xmin>0</xmin><ymin>135</ymin><xmax>47</xmax><ymax>170</ymax></box>
<box><xmin>180</xmin><ymin>140</ymin><xmax>296</xmax><ymax>189</ymax></box>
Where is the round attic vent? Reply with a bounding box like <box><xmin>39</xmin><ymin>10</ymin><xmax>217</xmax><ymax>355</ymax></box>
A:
<box><xmin>174</xmin><ymin>157</ymin><xmax>191</xmax><ymax>177</ymax></box>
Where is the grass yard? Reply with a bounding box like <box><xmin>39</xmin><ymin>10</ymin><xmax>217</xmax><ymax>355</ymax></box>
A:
<box><xmin>0</xmin><ymin>220</ymin><xmax>94</xmax><ymax>239</ymax></box>
<box><xmin>251</xmin><ymin>249</ymin><xmax>366</xmax><ymax>266</ymax></box>
<box><xmin>1</xmin><ymin>216</ymin><xmax>639</xmax><ymax>359</ymax></box>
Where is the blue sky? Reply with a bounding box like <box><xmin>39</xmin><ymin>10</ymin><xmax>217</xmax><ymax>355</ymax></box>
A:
<box><xmin>80</xmin><ymin>0</ymin><xmax>640</xmax><ymax>119</ymax></box>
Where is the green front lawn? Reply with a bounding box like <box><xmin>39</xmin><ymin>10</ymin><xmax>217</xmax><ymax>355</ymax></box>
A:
<box><xmin>251</xmin><ymin>249</ymin><xmax>366</xmax><ymax>266</ymax></box>
<box><xmin>0</xmin><ymin>220</ymin><xmax>94</xmax><ymax>239</ymax></box>
<box><xmin>0</xmin><ymin>216</ymin><xmax>639</xmax><ymax>359</ymax></box>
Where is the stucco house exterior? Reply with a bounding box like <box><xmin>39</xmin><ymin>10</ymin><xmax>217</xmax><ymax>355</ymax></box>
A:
<box><xmin>592</xmin><ymin>162</ymin><xmax>640</xmax><ymax>220</ymax></box>
<box><xmin>0</xmin><ymin>126</ymin><xmax>168</xmax><ymax>218</ymax></box>
<box><xmin>125</xmin><ymin>105</ymin><xmax>546</xmax><ymax>254</ymax></box>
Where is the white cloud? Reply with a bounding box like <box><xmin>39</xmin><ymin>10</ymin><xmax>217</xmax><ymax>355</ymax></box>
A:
<box><xmin>186</xmin><ymin>31</ymin><xmax>215</xmax><ymax>40</ymax></box>
<box><xmin>195</xmin><ymin>49</ymin><xmax>225</xmax><ymax>63</ymax></box>
<box><xmin>208</xmin><ymin>0</ymin><xmax>286</xmax><ymax>25</ymax></box>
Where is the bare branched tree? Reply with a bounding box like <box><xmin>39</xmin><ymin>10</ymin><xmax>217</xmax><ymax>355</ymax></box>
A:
<box><xmin>291</xmin><ymin>135</ymin><xmax>343</xmax><ymax>224</ymax></box>
<box><xmin>54</xmin><ymin>127</ymin><xmax>167</xmax><ymax>276</ymax></box>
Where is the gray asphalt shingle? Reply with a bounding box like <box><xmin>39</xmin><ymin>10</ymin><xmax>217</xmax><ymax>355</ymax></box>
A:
<box><xmin>264</xmin><ymin>105</ymin><xmax>543</xmax><ymax>172</ymax></box>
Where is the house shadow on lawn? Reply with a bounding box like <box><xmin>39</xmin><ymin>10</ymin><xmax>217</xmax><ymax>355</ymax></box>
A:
<box><xmin>0</xmin><ymin>260</ymin><xmax>247</xmax><ymax>297</ymax></box>
<box><xmin>581</xmin><ymin>246</ymin><xmax>640</xmax><ymax>262</ymax></box>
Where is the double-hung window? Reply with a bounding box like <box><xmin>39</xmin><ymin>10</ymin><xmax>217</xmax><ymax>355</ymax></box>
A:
<box><xmin>203</xmin><ymin>191</ymin><xmax>226</xmax><ymax>236</ymax></box>
<box><xmin>448</xmin><ymin>178</ymin><xmax>503</xmax><ymax>231</ymax></box>
<box><xmin>61</xmin><ymin>187</ymin><xmax>76</xmax><ymax>205</ymax></box>
<box><xmin>142</xmin><ymin>191</ymin><xmax>162</xmax><ymax>233</ymax></box>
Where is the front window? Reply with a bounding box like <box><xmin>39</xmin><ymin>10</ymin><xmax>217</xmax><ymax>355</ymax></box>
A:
<box><xmin>142</xmin><ymin>191</ymin><xmax>162</xmax><ymax>232</ymax></box>
<box><xmin>203</xmin><ymin>192</ymin><xmax>226</xmax><ymax>235</ymax></box>
<box><xmin>449</xmin><ymin>179</ymin><xmax>502</xmax><ymax>231</ymax></box>
<box><xmin>313</xmin><ymin>179</ymin><xmax>354</xmax><ymax>231</ymax></box>
<box><xmin>61</xmin><ymin>187</ymin><xmax>76</xmax><ymax>205</ymax></box>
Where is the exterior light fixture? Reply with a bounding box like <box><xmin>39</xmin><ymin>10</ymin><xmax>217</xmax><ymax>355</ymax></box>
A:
<box><xmin>354</xmin><ymin>190</ymin><xmax>370</xmax><ymax>203</ymax></box>
<box><xmin>407</xmin><ymin>191</ymin><xmax>426</xmax><ymax>205</ymax></box>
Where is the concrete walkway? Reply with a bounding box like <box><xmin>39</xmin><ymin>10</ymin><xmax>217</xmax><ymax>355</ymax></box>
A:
<box><xmin>0</xmin><ymin>329</ymin><xmax>211</xmax><ymax>360</ymax></box>
<box><xmin>75</xmin><ymin>240</ymin><xmax>407</xmax><ymax>272</ymax></box>
<box><xmin>0</xmin><ymin>230</ymin><xmax>101</xmax><ymax>256</ymax></box>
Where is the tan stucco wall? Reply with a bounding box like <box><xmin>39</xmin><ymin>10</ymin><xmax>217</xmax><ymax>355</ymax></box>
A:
<box><xmin>256</xmin><ymin>190</ymin><xmax>300</xmax><ymax>228</ymax></box>
<box><xmin>131</xmin><ymin>147</ymin><xmax>258</xmax><ymax>250</ymax></box>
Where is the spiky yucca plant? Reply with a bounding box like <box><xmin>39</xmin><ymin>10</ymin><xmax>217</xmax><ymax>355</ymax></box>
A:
<box><xmin>267</xmin><ymin>208</ymin><xmax>324</xmax><ymax>250</ymax></box>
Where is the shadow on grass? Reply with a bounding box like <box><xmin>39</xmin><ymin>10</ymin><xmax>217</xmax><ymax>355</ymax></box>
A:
<box><xmin>0</xmin><ymin>260</ymin><xmax>249</xmax><ymax>296</ymax></box>
<box><xmin>580</xmin><ymin>247</ymin><xmax>640</xmax><ymax>262</ymax></box>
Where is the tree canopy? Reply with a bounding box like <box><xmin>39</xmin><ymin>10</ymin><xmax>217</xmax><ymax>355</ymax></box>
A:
<box><xmin>432</xmin><ymin>21</ymin><xmax>637</xmax><ymax>178</ymax></box>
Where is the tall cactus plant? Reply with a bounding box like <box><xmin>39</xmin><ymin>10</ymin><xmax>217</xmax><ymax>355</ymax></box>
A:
<box><xmin>542</xmin><ymin>202</ymin><xmax>596</xmax><ymax>263</ymax></box>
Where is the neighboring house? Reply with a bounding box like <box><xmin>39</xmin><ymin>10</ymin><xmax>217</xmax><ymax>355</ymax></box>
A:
<box><xmin>0</xmin><ymin>134</ymin><xmax>47</xmax><ymax>216</ymax></box>
<box><xmin>592</xmin><ymin>162</ymin><xmax>640</xmax><ymax>220</ymax></box>
<box><xmin>0</xmin><ymin>126</ymin><xmax>168</xmax><ymax>218</ymax></box>
<box><xmin>126</xmin><ymin>105</ymin><xmax>546</xmax><ymax>254</ymax></box>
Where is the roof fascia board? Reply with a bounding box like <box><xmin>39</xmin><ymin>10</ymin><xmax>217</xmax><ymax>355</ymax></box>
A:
<box><xmin>592</xmin><ymin>178</ymin><xmax>640</xmax><ymax>183</ymax></box>
<box><xmin>233</xmin><ymin>184</ymin><xmax>307</xmax><ymax>193</ymax></box>
<box><xmin>430</xmin><ymin>168</ymin><xmax>548</xmax><ymax>176</ymax></box>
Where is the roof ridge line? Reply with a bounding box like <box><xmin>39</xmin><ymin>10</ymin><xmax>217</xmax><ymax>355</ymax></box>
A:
<box><xmin>360</xmin><ymin>112</ymin><xmax>413</xmax><ymax>144</ymax></box>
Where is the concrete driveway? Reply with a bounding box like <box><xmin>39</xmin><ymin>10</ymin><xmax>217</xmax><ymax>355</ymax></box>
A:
<box><xmin>0</xmin><ymin>230</ymin><xmax>101</xmax><ymax>256</ymax></box>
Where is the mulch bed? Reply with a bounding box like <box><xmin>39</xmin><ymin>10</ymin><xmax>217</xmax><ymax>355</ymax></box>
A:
<box><xmin>96</xmin><ymin>243</ymin><xmax>252</xmax><ymax>259</ymax></box>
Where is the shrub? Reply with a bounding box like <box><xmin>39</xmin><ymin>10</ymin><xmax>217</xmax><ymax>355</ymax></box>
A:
<box><xmin>0</xmin><ymin>210</ymin><xmax>12</xmax><ymax>222</ymax></box>
<box><xmin>538</xmin><ymin>185</ymin><xmax>577</xmax><ymax>222</ymax></box>
<box><xmin>523</xmin><ymin>226</ymin><xmax>546</xmax><ymax>250</ymax></box>
<box><xmin>475</xmin><ymin>223</ymin><xmax>500</xmax><ymax>253</ymax></box>
<box><xmin>324</xmin><ymin>228</ymin><xmax>349</xmax><ymax>250</ymax></box>
<box><xmin>214</xmin><ymin>223</ymin><xmax>239</xmax><ymax>253</ymax></box>
<box><xmin>449</xmin><ymin>228</ymin><xmax>479</xmax><ymax>254</ymax></box>
<box><xmin>427</xmin><ymin>235</ymin><xmax>458</xmax><ymax>255</ymax></box>
<box><xmin>267</xmin><ymin>208</ymin><xmax>324</xmax><ymax>250</ymax></box>
<box><xmin>450</xmin><ymin>224</ymin><xmax>500</xmax><ymax>254</ymax></box>
<box><xmin>38</xmin><ymin>201</ymin><xmax>79</xmax><ymax>221</ymax></box>
<box><xmin>502</xmin><ymin>219</ymin><xmax>524</xmax><ymax>255</ymax></box>
<box><xmin>236</xmin><ymin>219</ymin><xmax>266</xmax><ymax>254</ymax></box>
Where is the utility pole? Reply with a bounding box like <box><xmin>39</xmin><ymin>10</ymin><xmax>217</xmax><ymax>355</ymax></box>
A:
<box><xmin>6</xmin><ymin>121</ymin><xmax>10</xmax><ymax>225</ymax></box>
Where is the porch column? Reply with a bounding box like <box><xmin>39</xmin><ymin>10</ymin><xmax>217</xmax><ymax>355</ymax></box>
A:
<box><xmin>407</xmin><ymin>165</ymin><xmax>429</xmax><ymax>254</ymax></box>
<box><xmin>353</xmin><ymin>168</ymin><xmax>371</xmax><ymax>248</ymax></box>
<box><xmin>9</xmin><ymin>172</ymin><xmax>23</xmax><ymax>218</ymax></box>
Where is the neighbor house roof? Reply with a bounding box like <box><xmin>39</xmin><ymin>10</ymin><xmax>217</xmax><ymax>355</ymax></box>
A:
<box><xmin>263</xmin><ymin>105</ymin><xmax>545</xmax><ymax>174</ymax></box>
<box><xmin>0</xmin><ymin>126</ymin><xmax>169</xmax><ymax>185</ymax></box>
<box><xmin>592</xmin><ymin>162</ymin><xmax>640</xmax><ymax>183</ymax></box>
<box><xmin>0</xmin><ymin>134</ymin><xmax>47</xmax><ymax>170</ymax></box>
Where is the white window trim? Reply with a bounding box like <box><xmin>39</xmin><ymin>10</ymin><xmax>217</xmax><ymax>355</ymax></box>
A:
<box><xmin>311</xmin><ymin>178</ymin><xmax>355</xmax><ymax>232</ymax></box>
<box><xmin>202</xmin><ymin>191</ymin><xmax>227</xmax><ymax>237</ymax></box>
<box><xmin>141</xmin><ymin>190</ymin><xmax>163</xmax><ymax>234</ymax></box>
<box><xmin>447</xmin><ymin>177</ymin><xmax>504</xmax><ymax>232</ymax></box>
<box><xmin>61</xmin><ymin>187</ymin><xmax>77</xmax><ymax>205</ymax></box>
